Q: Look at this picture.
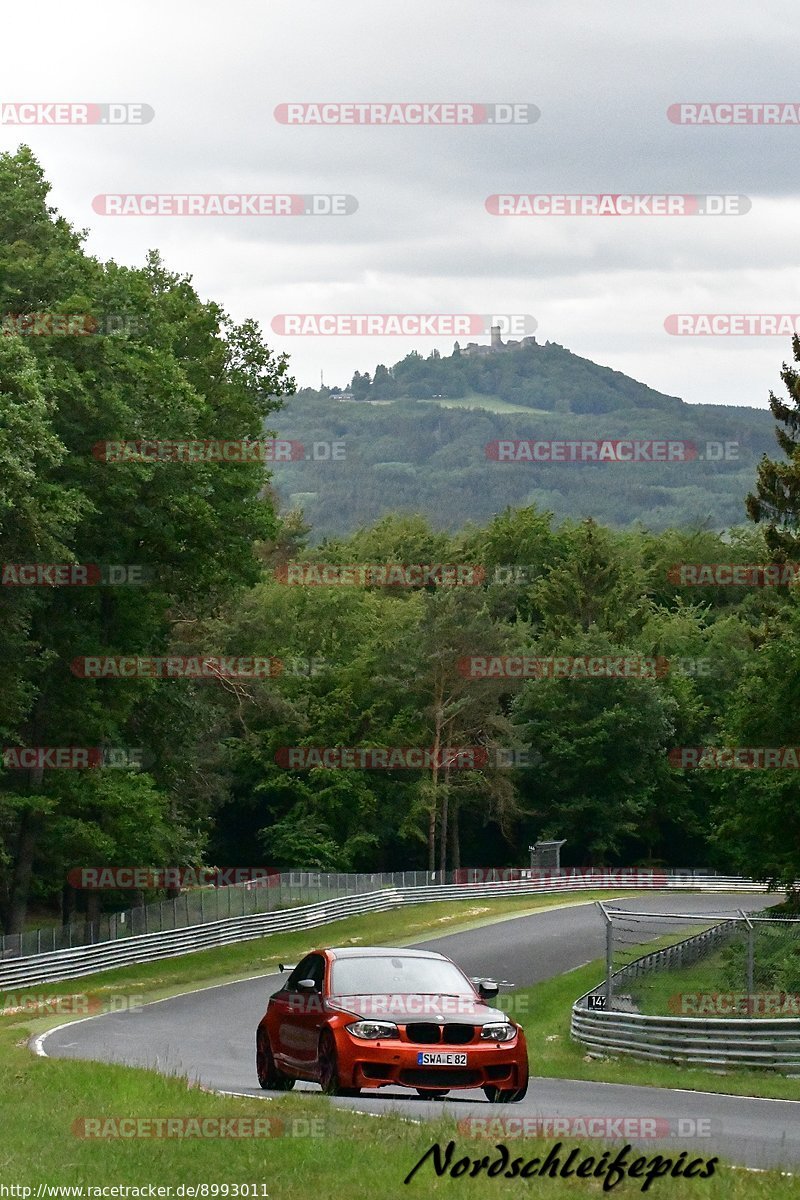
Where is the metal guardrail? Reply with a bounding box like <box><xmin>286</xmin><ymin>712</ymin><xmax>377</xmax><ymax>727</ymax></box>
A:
<box><xmin>0</xmin><ymin>871</ymin><xmax>772</xmax><ymax>989</ymax></box>
<box><xmin>571</xmin><ymin>1008</ymin><xmax>800</xmax><ymax>1071</ymax></box>
<box><xmin>0</xmin><ymin>868</ymin><xmax>768</xmax><ymax>963</ymax></box>
<box><xmin>571</xmin><ymin>914</ymin><xmax>800</xmax><ymax>1070</ymax></box>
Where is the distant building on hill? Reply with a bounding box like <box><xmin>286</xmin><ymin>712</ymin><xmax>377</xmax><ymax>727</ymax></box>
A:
<box><xmin>460</xmin><ymin>325</ymin><xmax>537</xmax><ymax>357</ymax></box>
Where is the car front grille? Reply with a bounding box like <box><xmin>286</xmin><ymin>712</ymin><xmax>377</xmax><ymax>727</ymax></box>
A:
<box><xmin>405</xmin><ymin>1022</ymin><xmax>440</xmax><ymax>1044</ymax></box>
<box><xmin>360</xmin><ymin>1063</ymin><xmax>391</xmax><ymax>1080</ymax></box>
<box><xmin>405</xmin><ymin>1023</ymin><xmax>476</xmax><ymax>1044</ymax></box>
<box><xmin>399</xmin><ymin>1067</ymin><xmax>482</xmax><ymax>1088</ymax></box>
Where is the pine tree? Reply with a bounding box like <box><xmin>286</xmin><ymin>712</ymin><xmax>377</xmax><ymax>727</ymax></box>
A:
<box><xmin>746</xmin><ymin>334</ymin><xmax>800</xmax><ymax>556</ymax></box>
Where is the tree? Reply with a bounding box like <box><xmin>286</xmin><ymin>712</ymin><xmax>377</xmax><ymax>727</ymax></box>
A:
<box><xmin>0</xmin><ymin>148</ymin><xmax>294</xmax><ymax>932</ymax></box>
<box><xmin>746</xmin><ymin>334</ymin><xmax>800</xmax><ymax>555</ymax></box>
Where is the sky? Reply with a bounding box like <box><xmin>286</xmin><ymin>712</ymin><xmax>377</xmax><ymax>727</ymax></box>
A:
<box><xmin>1</xmin><ymin>0</ymin><xmax>799</xmax><ymax>407</ymax></box>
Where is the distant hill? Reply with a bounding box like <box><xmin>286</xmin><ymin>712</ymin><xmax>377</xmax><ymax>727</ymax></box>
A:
<box><xmin>269</xmin><ymin>339</ymin><xmax>777</xmax><ymax>539</ymax></box>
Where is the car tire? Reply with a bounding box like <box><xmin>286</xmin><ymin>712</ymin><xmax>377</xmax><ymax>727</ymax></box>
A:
<box><xmin>482</xmin><ymin>1078</ymin><xmax>529</xmax><ymax>1103</ymax></box>
<box><xmin>256</xmin><ymin>1030</ymin><xmax>295</xmax><ymax>1091</ymax></box>
<box><xmin>415</xmin><ymin>1089</ymin><xmax>449</xmax><ymax>1100</ymax></box>
<box><xmin>318</xmin><ymin>1029</ymin><xmax>361</xmax><ymax>1097</ymax></box>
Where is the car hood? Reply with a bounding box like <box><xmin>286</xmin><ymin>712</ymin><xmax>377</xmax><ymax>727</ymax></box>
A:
<box><xmin>326</xmin><ymin>993</ymin><xmax>510</xmax><ymax>1025</ymax></box>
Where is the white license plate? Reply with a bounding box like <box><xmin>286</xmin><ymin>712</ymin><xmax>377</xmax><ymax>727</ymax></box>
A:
<box><xmin>417</xmin><ymin>1052</ymin><xmax>467</xmax><ymax>1066</ymax></box>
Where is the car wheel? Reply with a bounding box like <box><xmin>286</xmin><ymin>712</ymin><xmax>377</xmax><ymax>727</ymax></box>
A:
<box><xmin>318</xmin><ymin>1029</ymin><xmax>361</xmax><ymax>1097</ymax></box>
<box><xmin>482</xmin><ymin>1078</ymin><xmax>528</xmax><ymax>1103</ymax></box>
<box><xmin>256</xmin><ymin>1030</ymin><xmax>295</xmax><ymax>1091</ymax></box>
<box><xmin>415</xmin><ymin>1088</ymin><xmax>449</xmax><ymax>1100</ymax></box>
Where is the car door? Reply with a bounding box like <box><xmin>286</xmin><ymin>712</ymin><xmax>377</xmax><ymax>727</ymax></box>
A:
<box><xmin>271</xmin><ymin>953</ymin><xmax>326</xmax><ymax>1073</ymax></box>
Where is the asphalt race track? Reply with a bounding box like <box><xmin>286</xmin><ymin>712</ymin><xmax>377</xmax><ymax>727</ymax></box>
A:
<box><xmin>38</xmin><ymin>893</ymin><xmax>800</xmax><ymax>1171</ymax></box>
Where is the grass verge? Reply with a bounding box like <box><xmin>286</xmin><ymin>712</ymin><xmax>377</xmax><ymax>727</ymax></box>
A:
<box><xmin>0</xmin><ymin>1020</ymin><xmax>794</xmax><ymax>1196</ymax></box>
<box><xmin>1</xmin><ymin>891</ymin><xmax>795</xmax><ymax>1193</ymax></box>
<box><xmin>513</xmin><ymin>961</ymin><xmax>800</xmax><ymax>1100</ymax></box>
<box><xmin>3</xmin><ymin>891</ymin><xmax>639</xmax><ymax>1033</ymax></box>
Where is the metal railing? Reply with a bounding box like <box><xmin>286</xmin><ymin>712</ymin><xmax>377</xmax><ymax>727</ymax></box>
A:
<box><xmin>0</xmin><ymin>867</ymin><xmax>769</xmax><ymax>963</ymax></box>
<box><xmin>572</xmin><ymin>906</ymin><xmax>800</xmax><ymax>1070</ymax></box>
<box><xmin>0</xmin><ymin>870</ymin><xmax>774</xmax><ymax>990</ymax></box>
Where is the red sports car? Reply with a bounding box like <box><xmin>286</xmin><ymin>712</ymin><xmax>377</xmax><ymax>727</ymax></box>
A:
<box><xmin>256</xmin><ymin>945</ymin><xmax>528</xmax><ymax>1102</ymax></box>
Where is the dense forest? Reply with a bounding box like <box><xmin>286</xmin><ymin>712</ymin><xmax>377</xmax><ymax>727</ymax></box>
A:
<box><xmin>2</xmin><ymin>147</ymin><xmax>800</xmax><ymax>936</ymax></box>
<box><xmin>272</xmin><ymin>333</ymin><xmax>776</xmax><ymax>539</ymax></box>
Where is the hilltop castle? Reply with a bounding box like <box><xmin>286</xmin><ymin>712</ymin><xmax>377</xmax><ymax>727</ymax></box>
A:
<box><xmin>459</xmin><ymin>325</ymin><xmax>537</xmax><ymax>357</ymax></box>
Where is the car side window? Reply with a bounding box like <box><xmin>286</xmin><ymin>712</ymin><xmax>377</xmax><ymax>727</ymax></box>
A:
<box><xmin>286</xmin><ymin>953</ymin><xmax>325</xmax><ymax>992</ymax></box>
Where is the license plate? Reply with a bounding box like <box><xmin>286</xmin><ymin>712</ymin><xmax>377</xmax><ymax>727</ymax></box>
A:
<box><xmin>416</xmin><ymin>1052</ymin><xmax>467</xmax><ymax>1066</ymax></box>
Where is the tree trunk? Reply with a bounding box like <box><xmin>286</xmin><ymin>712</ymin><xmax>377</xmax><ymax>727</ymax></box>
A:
<box><xmin>86</xmin><ymin>891</ymin><xmax>102</xmax><ymax>938</ymax></box>
<box><xmin>438</xmin><ymin>761</ymin><xmax>451</xmax><ymax>875</ymax></box>
<box><xmin>6</xmin><ymin>806</ymin><xmax>41</xmax><ymax>934</ymax></box>
<box><xmin>61</xmin><ymin>882</ymin><xmax>76</xmax><ymax>927</ymax></box>
<box><xmin>6</xmin><ymin>719</ymin><xmax>46</xmax><ymax>934</ymax></box>
<box><xmin>449</xmin><ymin>793</ymin><xmax>461</xmax><ymax>869</ymax></box>
<box><xmin>427</xmin><ymin>701</ymin><xmax>443</xmax><ymax>874</ymax></box>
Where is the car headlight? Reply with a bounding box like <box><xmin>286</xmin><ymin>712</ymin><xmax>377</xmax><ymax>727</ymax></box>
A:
<box><xmin>345</xmin><ymin>1020</ymin><xmax>399</xmax><ymax>1040</ymax></box>
<box><xmin>480</xmin><ymin>1022</ymin><xmax>516</xmax><ymax>1042</ymax></box>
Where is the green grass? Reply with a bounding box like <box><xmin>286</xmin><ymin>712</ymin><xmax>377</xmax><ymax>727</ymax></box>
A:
<box><xmin>4</xmin><ymin>892</ymin><xmax>640</xmax><ymax>1036</ymax></box>
<box><xmin>512</xmin><ymin>960</ymin><xmax>800</xmax><ymax>1101</ymax></box>
<box><xmin>631</xmin><ymin>951</ymin><xmax>753</xmax><ymax>1017</ymax></box>
<box><xmin>619</xmin><ymin>927</ymin><xmax>800</xmax><ymax>1018</ymax></box>
<box><xmin>416</xmin><ymin>394</ymin><xmax>552</xmax><ymax>415</ymax></box>
<box><xmin>2</xmin><ymin>891</ymin><xmax>796</xmax><ymax>1194</ymax></box>
<box><xmin>1</xmin><ymin>1022</ymin><xmax>793</xmax><ymax>1196</ymax></box>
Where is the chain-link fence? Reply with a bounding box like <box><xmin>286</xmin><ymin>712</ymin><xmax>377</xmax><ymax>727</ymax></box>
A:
<box><xmin>0</xmin><ymin>871</ymin><xmax>435</xmax><ymax>960</ymax></box>
<box><xmin>0</xmin><ymin>867</ymin><xmax>773</xmax><ymax>963</ymax></box>
<box><xmin>597</xmin><ymin>903</ymin><xmax>800</xmax><ymax>1017</ymax></box>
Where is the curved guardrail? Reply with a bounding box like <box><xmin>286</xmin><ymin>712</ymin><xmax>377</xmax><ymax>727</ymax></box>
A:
<box><xmin>570</xmin><ymin>915</ymin><xmax>800</xmax><ymax>1070</ymax></box>
<box><xmin>571</xmin><ymin>1006</ymin><xmax>800</xmax><ymax>1071</ymax></box>
<box><xmin>0</xmin><ymin>872</ymin><xmax>771</xmax><ymax>989</ymax></box>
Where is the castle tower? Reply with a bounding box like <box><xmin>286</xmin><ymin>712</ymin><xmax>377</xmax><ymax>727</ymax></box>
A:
<box><xmin>491</xmin><ymin>324</ymin><xmax>504</xmax><ymax>351</ymax></box>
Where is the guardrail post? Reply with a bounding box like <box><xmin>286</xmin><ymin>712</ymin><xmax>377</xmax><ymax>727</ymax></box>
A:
<box><xmin>739</xmin><ymin>910</ymin><xmax>755</xmax><ymax>1009</ymax></box>
<box><xmin>598</xmin><ymin>901</ymin><xmax>613</xmax><ymax>1008</ymax></box>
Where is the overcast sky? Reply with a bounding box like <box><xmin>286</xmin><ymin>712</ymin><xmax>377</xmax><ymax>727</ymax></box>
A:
<box><xmin>2</xmin><ymin>0</ymin><xmax>799</xmax><ymax>407</ymax></box>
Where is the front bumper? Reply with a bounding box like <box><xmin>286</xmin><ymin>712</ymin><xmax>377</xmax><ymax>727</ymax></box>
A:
<box><xmin>342</xmin><ymin>1035</ymin><xmax>527</xmax><ymax>1091</ymax></box>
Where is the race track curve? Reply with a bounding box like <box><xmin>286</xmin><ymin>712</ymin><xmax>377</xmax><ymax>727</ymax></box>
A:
<box><xmin>38</xmin><ymin>892</ymin><xmax>799</xmax><ymax>1172</ymax></box>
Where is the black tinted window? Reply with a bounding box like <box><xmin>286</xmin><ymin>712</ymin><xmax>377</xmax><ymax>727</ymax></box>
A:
<box><xmin>286</xmin><ymin>953</ymin><xmax>325</xmax><ymax>991</ymax></box>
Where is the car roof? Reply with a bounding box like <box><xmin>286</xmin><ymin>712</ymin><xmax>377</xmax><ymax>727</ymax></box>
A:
<box><xmin>320</xmin><ymin>946</ymin><xmax>450</xmax><ymax>961</ymax></box>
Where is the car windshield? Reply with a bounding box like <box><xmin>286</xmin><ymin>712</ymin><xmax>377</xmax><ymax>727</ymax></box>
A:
<box><xmin>330</xmin><ymin>954</ymin><xmax>474</xmax><ymax>996</ymax></box>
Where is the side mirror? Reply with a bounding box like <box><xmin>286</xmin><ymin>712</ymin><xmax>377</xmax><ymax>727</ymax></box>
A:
<box><xmin>297</xmin><ymin>978</ymin><xmax>318</xmax><ymax>992</ymax></box>
<box><xmin>478</xmin><ymin>980</ymin><xmax>499</xmax><ymax>999</ymax></box>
